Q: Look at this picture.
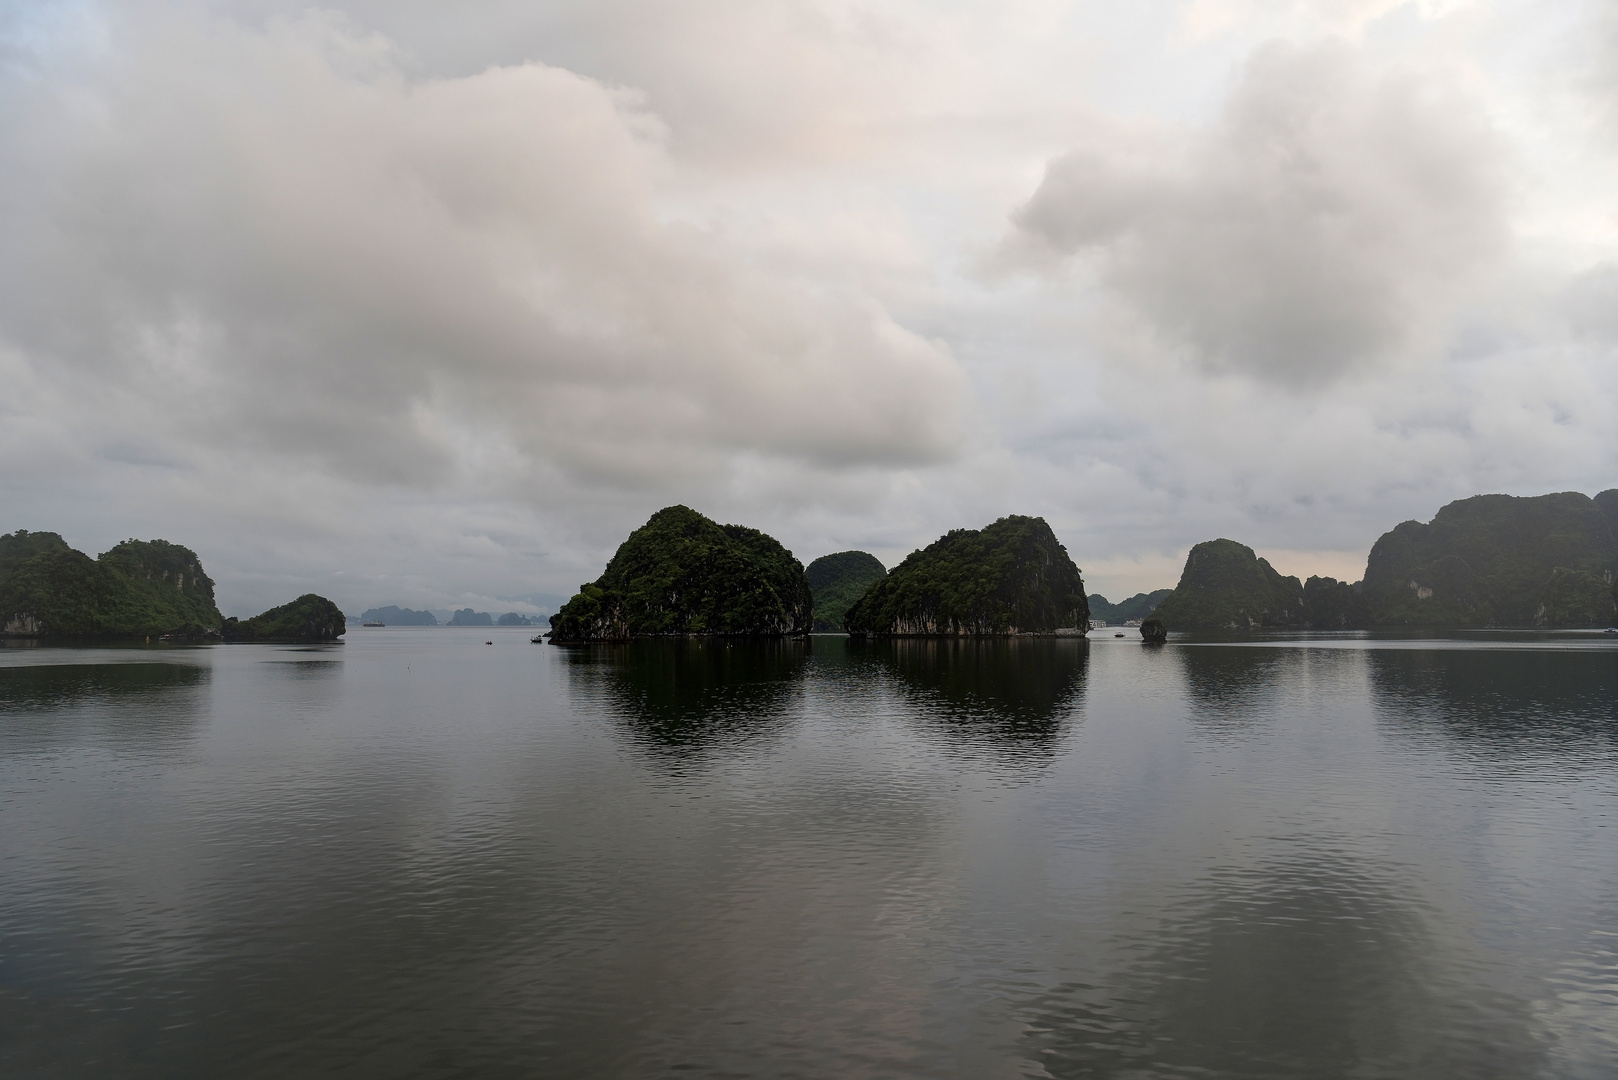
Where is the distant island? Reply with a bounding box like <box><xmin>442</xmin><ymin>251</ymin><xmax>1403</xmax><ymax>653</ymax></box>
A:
<box><xmin>7</xmin><ymin>487</ymin><xmax>1615</xmax><ymax>645</ymax></box>
<box><xmin>1150</xmin><ymin>490</ymin><xmax>1618</xmax><ymax>631</ymax></box>
<box><xmin>359</xmin><ymin>606</ymin><xmax>438</xmax><ymax>626</ymax></box>
<box><xmin>353</xmin><ymin>606</ymin><xmax>535</xmax><ymax>627</ymax></box>
<box><xmin>843</xmin><ymin>516</ymin><xmax>1089</xmax><ymax>636</ymax></box>
<box><xmin>1088</xmin><ymin>589</ymin><xmax>1173</xmax><ymax>625</ymax></box>
<box><xmin>548</xmin><ymin>505</ymin><xmax>813</xmax><ymax>642</ymax></box>
<box><xmin>0</xmin><ymin>529</ymin><xmax>343</xmax><ymax>642</ymax></box>
<box><xmin>805</xmin><ymin>551</ymin><xmax>887</xmax><ymax>632</ymax></box>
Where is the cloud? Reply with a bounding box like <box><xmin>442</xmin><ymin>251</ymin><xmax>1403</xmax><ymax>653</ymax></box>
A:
<box><xmin>0</xmin><ymin>7</ymin><xmax>965</xmax><ymax>495</ymax></box>
<box><xmin>1008</xmin><ymin>38</ymin><xmax>1508</xmax><ymax>384</ymax></box>
<box><xmin>3</xmin><ymin>2</ymin><xmax>1617</xmax><ymax>615</ymax></box>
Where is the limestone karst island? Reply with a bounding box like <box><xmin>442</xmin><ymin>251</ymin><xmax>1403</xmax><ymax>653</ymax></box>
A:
<box><xmin>540</xmin><ymin>490</ymin><xmax>1617</xmax><ymax>643</ymax></box>
<box><xmin>0</xmin><ymin>530</ymin><xmax>343</xmax><ymax>642</ymax></box>
<box><xmin>3</xmin><ymin>488</ymin><xmax>1615</xmax><ymax>644</ymax></box>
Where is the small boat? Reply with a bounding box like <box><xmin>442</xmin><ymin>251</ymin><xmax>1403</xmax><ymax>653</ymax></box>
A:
<box><xmin>1115</xmin><ymin>632</ymin><xmax>1125</xmax><ymax>637</ymax></box>
<box><xmin>1607</xmin><ymin>627</ymin><xmax>1617</xmax><ymax>634</ymax></box>
<box><xmin>363</xmin><ymin>621</ymin><xmax>385</xmax><ymax>627</ymax></box>
<box><xmin>531</xmin><ymin>634</ymin><xmax>545</xmax><ymax>643</ymax></box>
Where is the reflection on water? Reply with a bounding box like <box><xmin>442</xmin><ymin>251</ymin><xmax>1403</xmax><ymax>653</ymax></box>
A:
<box><xmin>1175</xmin><ymin>644</ymin><xmax>1290</xmax><ymax>720</ymax></box>
<box><xmin>0</xmin><ymin>661</ymin><xmax>207</xmax><ymax>710</ymax></box>
<box><xmin>1024</xmin><ymin>857</ymin><xmax>1545</xmax><ymax>1079</ymax></box>
<box><xmin>0</xmin><ymin>662</ymin><xmax>208</xmax><ymax>752</ymax></box>
<box><xmin>1370</xmin><ymin>648</ymin><xmax>1618</xmax><ymax>756</ymax></box>
<box><xmin>1</xmin><ymin>633</ymin><xmax>1616</xmax><ymax>1077</ymax></box>
<box><xmin>857</xmin><ymin>637</ymin><xmax>1087</xmax><ymax>753</ymax></box>
<box><xmin>564</xmin><ymin>638</ymin><xmax>808</xmax><ymax>757</ymax></box>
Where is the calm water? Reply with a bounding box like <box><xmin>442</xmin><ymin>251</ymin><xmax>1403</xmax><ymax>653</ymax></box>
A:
<box><xmin>2</xmin><ymin>629</ymin><xmax>1616</xmax><ymax>1078</ymax></box>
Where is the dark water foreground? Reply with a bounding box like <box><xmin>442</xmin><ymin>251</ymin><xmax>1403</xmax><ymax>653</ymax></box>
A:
<box><xmin>2</xmin><ymin>629</ymin><xmax>1615</xmax><ymax>1078</ymax></box>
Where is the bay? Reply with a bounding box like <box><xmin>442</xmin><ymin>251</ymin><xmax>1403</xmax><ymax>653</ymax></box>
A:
<box><xmin>2</xmin><ymin>628</ymin><xmax>1615</xmax><ymax>1078</ymax></box>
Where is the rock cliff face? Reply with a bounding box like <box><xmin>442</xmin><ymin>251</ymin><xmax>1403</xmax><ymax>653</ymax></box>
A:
<box><xmin>805</xmin><ymin>551</ymin><xmax>887</xmax><ymax>632</ymax></box>
<box><xmin>1151</xmin><ymin>540</ymin><xmax>1306</xmax><ymax>630</ymax></box>
<box><xmin>548</xmin><ymin>506</ymin><xmax>813</xmax><ymax>642</ymax></box>
<box><xmin>1362</xmin><ymin>492</ymin><xmax>1617</xmax><ymax>627</ymax></box>
<box><xmin>842</xmin><ymin>516</ymin><xmax>1088</xmax><ymax>636</ymax></box>
<box><xmin>0</xmin><ymin>530</ymin><xmax>223</xmax><ymax>638</ymax></box>
<box><xmin>1595</xmin><ymin>488</ymin><xmax>1618</xmax><ymax>538</ymax></box>
<box><xmin>1534</xmin><ymin>568</ymin><xmax>1617</xmax><ymax>629</ymax></box>
<box><xmin>223</xmin><ymin>594</ymin><xmax>347</xmax><ymax>642</ymax></box>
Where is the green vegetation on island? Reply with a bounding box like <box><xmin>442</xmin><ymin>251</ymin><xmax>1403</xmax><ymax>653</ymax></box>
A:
<box><xmin>1</xmin><ymin>531</ymin><xmax>223</xmax><ymax>639</ymax></box>
<box><xmin>2</xmin><ymin>528</ymin><xmax>346</xmax><ymax>642</ymax></box>
<box><xmin>805</xmin><ymin>551</ymin><xmax>887</xmax><ymax>631</ymax></box>
<box><xmin>1152</xmin><ymin>489</ymin><xmax>1618</xmax><ymax>632</ymax></box>
<box><xmin>842</xmin><ymin>515</ymin><xmax>1088</xmax><ymax>636</ymax></box>
<box><xmin>1361</xmin><ymin>491</ymin><xmax>1617</xmax><ymax>628</ymax></box>
<box><xmin>1088</xmin><ymin>589</ymin><xmax>1173</xmax><ymax>624</ymax></box>
<box><xmin>1534</xmin><ymin>568</ymin><xmax>1616</xmax><ymax>629</ymax></box>
<box><xmin>223</xmin><ymin>594</ymin><xmax>347</xmax><ymax>642</ymax></box>
<box><xmin>548</xmin><ymin>506</ymin><xmax>813</xmax><ymax>642</ymax></box>
<box><xmin>1150</xmin><ymin>539</ymin><xmax>1306</xmax><ymax>630</ymax></box>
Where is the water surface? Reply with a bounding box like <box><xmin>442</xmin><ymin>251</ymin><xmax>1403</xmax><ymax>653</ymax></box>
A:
<box><xmin>2</xmin><ymin>629</ymin><xmax>1615</xmax><ymax>1077</ymax></box>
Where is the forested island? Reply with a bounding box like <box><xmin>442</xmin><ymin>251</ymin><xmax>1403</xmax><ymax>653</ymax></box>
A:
<box><xmin>1149</xmin><ymin>490</ymin><xmax>1618</xmax><ymax>631</ymax></box>
<box><xmin>805</xmin><ymin>551</ymin><xmax>887</xmax><ymax>632</ymax></box>
<box><xmin>0</xmin><ymin>529</ymin><xmax>344</xmax><ymax>642</ymax></box>
<box><xmin>223</xmin><ymin>595</ymin><xmax>346</xmax><ymax>642</ymax></box>
<box><xmin>548</xmin><ymin>506</ymin><xmax>813</xmax><ymax>642</ymax></box>
<box><xmin>6</xmin><ymin>487</ymin><xmax>1615</xmax><ymax>645</ymax></box>
<box><xmin>842</xmin><ymin>515</ymin><xmax>1088</xmax><ymax>636</ymax></box>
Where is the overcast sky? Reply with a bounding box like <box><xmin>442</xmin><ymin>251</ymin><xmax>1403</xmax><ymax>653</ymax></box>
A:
<box><xmin>3</xmin><ymin>0</ymin><xmax>1615</xmax><ymax>617</ymax></box>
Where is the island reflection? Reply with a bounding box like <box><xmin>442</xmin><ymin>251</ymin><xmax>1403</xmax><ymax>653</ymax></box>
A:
<box><xmin>1369</xmin><ymin>647</ymin><xmax>1618</xmax><ymax>756</ymax></box>
<box><xmin>563</xmin><ymin>639</ymin><xmax>809</xmax><ymax>757</ymax></box>
<box><xmin>0</xmin><ymin>661</ymin><xmax>209</xmax><ymax>752</ymax></box>
<box><xmin>850</xmin><ymin>637</ymin><xmax>1088</xmax><ymax>754</ymax></box>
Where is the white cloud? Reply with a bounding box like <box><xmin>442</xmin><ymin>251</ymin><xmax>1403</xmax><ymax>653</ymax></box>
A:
<box><xmin>0</xmin><ymin>7</ymin><xmax>966</xmax><ymax>498</ymax></box>
<box><xmin>1009</xmin><ymin>38</ymin><xmax>1508</xmax><ymax>383</ymax></box>
<box><xmin>3</xmin><ymin>1</ymin><xmax>1618</xmax><ymax>612</ymax></box>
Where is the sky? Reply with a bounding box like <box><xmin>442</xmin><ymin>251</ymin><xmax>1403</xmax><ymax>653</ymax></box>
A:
<box><xmin>2</xmin><ymin>0</ymin><xmax>1615</xmax><ymax>618</ymax></box>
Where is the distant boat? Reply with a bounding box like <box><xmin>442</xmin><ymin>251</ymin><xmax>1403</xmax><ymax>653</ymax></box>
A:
<box><xmin>362</xmin><ymin>621</ymin><xmax>385</xmax><ymax>627</ymax></box>
<box><xmin>1115</xmin><ymin>632</ymin><xmax>1125</xmax><ymax>637</ymax></box>
<box><xmin>530</xmin><ymin>634</ymin><xmax>545</xmax><ymax>643</ymax></box>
